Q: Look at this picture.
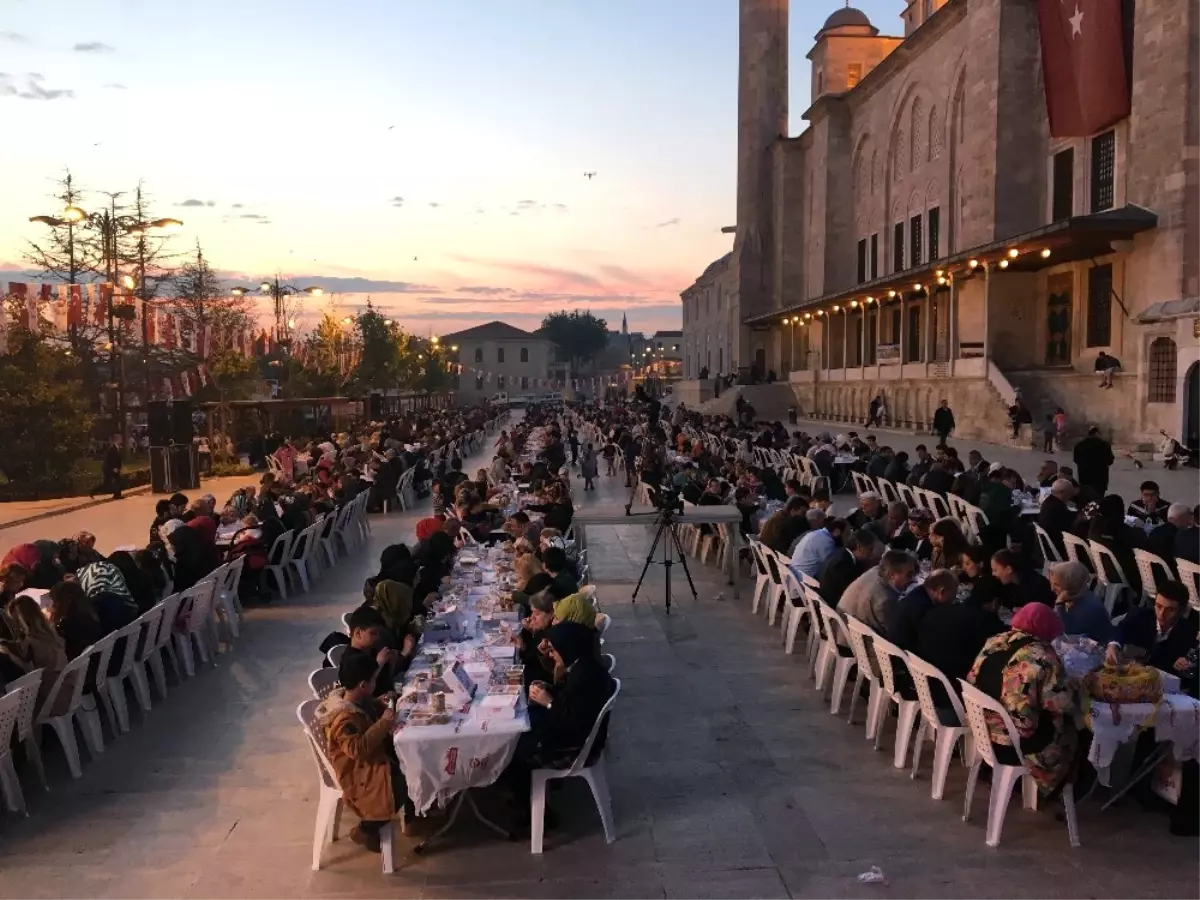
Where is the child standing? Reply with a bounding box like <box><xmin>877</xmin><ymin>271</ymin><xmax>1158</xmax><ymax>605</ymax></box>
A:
<box><xmin>1042</xmin><ymin>414</ymin><xmax>1056</xmax><ymax>453</ymax></box>
<box><xmin>581</xmin><ymin>443</ymin><xmax>599</xmax><ymax>491</ymax></box>
<box><xmin>602</xmin><ymin>440</ymin><xmax>617</xmax><ymax>476</ymax></box>
<box><xmin>1053</xmin><ymin>407</ymin><xmax>1068</xmax><ymax>451</ymax></box>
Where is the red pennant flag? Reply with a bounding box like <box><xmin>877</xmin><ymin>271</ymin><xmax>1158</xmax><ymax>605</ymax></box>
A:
<box><xmin>162</xmin><ymin>314</ymin><xmax>177</xmax><ymax>350</ymax></box>
<box><xmin>95</xmin><ymin>284</ymin><xmax>112</xmax><ymax>327</ymax></box>
<box><xmin>145</xmin><ymin>306</ymin><xmax>157</xmax><ymax>345</ymax></box>
<box><xmin>1037</xmin><ymin>0</ymin><xmax>1130</xmax><ymax>138</ymax></box>
<box><xmin>67</xmin><ymin>284</ymin><xmax>82</xmax><ymax>327</ymax></box>
<box><xmin>7</xmin><ymin>282</ymin><xmax>28</xmax><ymax>297</ymax></box>
<box><xmin>197</xmin><ymin>324</ymin><xmax>212</xmax><ymax>359</ymax></box>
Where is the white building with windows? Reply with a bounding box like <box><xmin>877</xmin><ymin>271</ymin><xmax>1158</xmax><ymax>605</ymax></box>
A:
<box><xmin>682</xmin><ymin>0</ymin><xmax>1198</xmax><ymax>450</ymax></box>
<box><xmin>442</xmin><ymin>321</ymin><xmax>556</xmax><ymax>403</ymax></box>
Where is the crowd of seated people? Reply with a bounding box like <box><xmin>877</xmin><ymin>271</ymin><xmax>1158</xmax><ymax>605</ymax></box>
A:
<box><xmin>313</xmin><ymin>405</ymin><xmax>618</xmax><ymax>848</ymax></box>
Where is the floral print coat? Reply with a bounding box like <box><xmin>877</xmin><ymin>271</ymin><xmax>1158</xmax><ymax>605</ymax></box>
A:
<box><xmin>968</xmin><ymin>630</ymin><xmax>1079</xmax><ymax>792</ymax></box>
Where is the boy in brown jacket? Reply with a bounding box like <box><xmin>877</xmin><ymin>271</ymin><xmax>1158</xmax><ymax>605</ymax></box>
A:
<box><xmin>315</xmin><ymin>649</ymin><xmax>406</xmax><ymax>852</ymax></box>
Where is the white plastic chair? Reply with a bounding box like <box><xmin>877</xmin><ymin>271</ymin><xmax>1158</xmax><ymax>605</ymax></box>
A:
<box><xmin>309</xmin><ymin>668</ymin><xmax>340</xmax><ymax>699</ymax></box>
<box><xmin>3</xmin><ymin>669</ymin><xmax>47</xmax><ymax>791</ymax></box>
<box><xmin>213</xmin><ymin>556</ymin><xmax>245</xmax><ymax>643</ymax></box>
<box><xmin>83</xmin><ymin>631</ymin><xmax>120</xmax><ymax>740</ymax></box>
<box><xmin>147</xmin><ymin>592</ymin><xmax>184</xmax><ymax>698</ymax></box>
<box><xmin>129</xmin><ymin>604</ymin><xmax>165</xmax><ymax>714</ymax></box>
<box><xmin>810</xmin><ymin>598</ymin><xmax>858</xmax><ymax>715</ymax></box>
<box><xmin>595</xmin><ymin>613</ymin><xmax>612</xmax><ymax>636</ymax></box>
<box><xmin>843</xmin><ymin>616</ymin><xmax>885</xmax><ymax>737</ymax></box>
<box><xmin>530</xmin><ymin>678</ymin><xmax>621</xmax><ymax>854</ymax></box>
<box><xmin>601</xmin><ymin>653</ymin><xmax>616</xmax><ymax>675</ymax></box>
<box><xmin>780</xmin><ymin>569</ymin><xmax>815</xmax><ymax>655</ymax></box>
<box><xmin>1060</xmin><ymin>532</ymin><xmax>1096</xmax><ymax>574</ymax></box>
<box><xmin>923</xmin><ymin>490</ymin><xmax>952</xmax><ymax>521</ymax></box>
<box><xmin>262</xmin><ymin>530</ymin><xmax>296</xmax><ymax>601</ymax></box>
<box><xmin>1177</xmin><ymin>559</ymin><xmax>1200</xmax><ymax>613</ymax></box>
<box><xmin>959</xmin><ymin>680</ymin><xmax>1080</xmax><ymax>848</ymax></box>
<box><xmin>297</xmin><ymin>699</ymin><xmax>399</xmax><ymax>874</ymax></box>
<box><xmin>871</xmin><ymin>634</ymin><xmax>921</xmax><ymax>767</ymax></box>
<box><xmin>1033</xmin><ymin>524</ymin><xmax>1063</xmax><ymax>572</ymax></box>
<box><xmin>746</xmin><ymin>539</ymin><xmax>773</xmax><ymax>615</ymax></box>
<box><xmin>1088</xmin><ymin>540</ymin><xmax>1133</xmax><ymax>613</ymax></box>
<box><xmin>174</xmin><ymin>579</ymin><xmax>218</xmax><ymax>679</ymax></box>
<box><xmin>101</xmin><ymin>618</ymin><xmax>146</xmax><ymax>734</ymax></box>
<box><xmin>36</xmin><ymin>645</ymin><xmax>104</xmax><ymax>779</ymax></box>
<box><xmin>1132</xmin><ymin>548</ymin><xmax>1175</xmax><ymax>602</ymax></box>
<box><xmin>286</xmin><ymin>524</ymin><xmax>318</xmax><ymax>593</ymax></box>
<box><xmin>0</xmin><ymin>687</ymin><xmax>28</xmax><ymax>816</ymax></box>
<box><xmin>326</xmin><ymin>644</ymin><xmax>347</xmax><ymax>668</ymax></box>
<box><xmin>876</xmin><ymin>478</ymin><xmax>901</xmax><ymax>506</ymax></box>
<box><xmin>907</xmin><ymin>654</ymin><xmax>972</xmax><ymax>800</ymax></box>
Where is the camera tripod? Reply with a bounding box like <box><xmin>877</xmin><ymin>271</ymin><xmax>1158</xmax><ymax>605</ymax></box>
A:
<box><xmin>630</xmin><ymin>507</ymin><xmax>698</xmax><ymax>614</ymax></box>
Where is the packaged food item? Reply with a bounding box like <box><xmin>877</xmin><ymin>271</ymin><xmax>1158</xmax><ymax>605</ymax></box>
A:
<box><xmin>1085</xmin><ymin>662</ymin><xmax>1164</xmax><ymax>704</ymax></box>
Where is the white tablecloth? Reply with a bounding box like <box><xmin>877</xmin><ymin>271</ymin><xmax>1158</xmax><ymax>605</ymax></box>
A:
<box><xmin>391</xmin><ymin>562</ymin><xmax>530</xmax><ymax>814</ymax></box>
<box><xmin>1086</xmin><ymin>693</ymin><xmax>1200</xmax><ymax>779</ymax></box>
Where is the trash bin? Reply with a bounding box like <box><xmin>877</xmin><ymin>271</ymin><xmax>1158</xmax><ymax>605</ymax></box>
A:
<box><xmin>788</xmin><ymin>406</ymin><xmax>797</xmax><ymax>424</ymax></box>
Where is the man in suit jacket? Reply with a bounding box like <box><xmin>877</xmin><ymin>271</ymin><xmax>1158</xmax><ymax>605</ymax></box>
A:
<box><xmin>1106</xmin><ymin>581</ymin><xmax>1197</xmax><ymax>671</ymax></box>
<box><xmin>817</xmin><ymin>530</ymin><xmax>878</xmax><ymax>609</ymax></box>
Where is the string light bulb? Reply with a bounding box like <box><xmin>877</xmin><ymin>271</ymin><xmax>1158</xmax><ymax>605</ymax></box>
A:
<box><xmin>1040</xmin><ymin>248</ymin><xmax>1051</xmax><ymax>258</ymax></box>
<box><xmin>816</xmin><ymin>310</ymin><xmax>825</xmax><ymax>316</ymax></box>
<box><xmin>936</xmin><ymin>276</ymin><xmax>947</xmax><ymax>285</ymax></box>
<box><xmin>804</xmin><ymin>313</ymin><xmax>812</xmax><ymax>320</ymax></box>
<box><xmin>887</xmin><ymin>290</ymin><xmax>897</xmax><ymax>298</ymax></box>
<box><xmin>1007</xmin><ymin>248</ymin><xmax>1019</xmax><ymax>259</ymax></box>
<box><xmin>999</xmin><ymin>259</ymin><xmax>1009</xmax><ymax>269</ymax></box>
<box><xmin>935</xmin><ymin>269</ymin><xmax>944</xmax><ymax>278</ymax></box>
<box><xmin>832</xmin><ymin>304</ymin><xmax>840</xmax><ymax>312</ymax></box>
<box><xmin>913</xmin><ymin>283</ymin><xmax>923</xmax><ymax>292</ymax></box>
<box><xmin>968</xmin><ymin>259</ymin><xmax>979</xmax><ymax>269</ymax></box>
<box><xmin>849</xmin><ymin>300</ymin><xmax>859</xmax><ymax>308</ymax></box>
<box><xmin>865</xmin><ymin>296</ymin><xmax>874</xmax><ymax>304</ymax></box>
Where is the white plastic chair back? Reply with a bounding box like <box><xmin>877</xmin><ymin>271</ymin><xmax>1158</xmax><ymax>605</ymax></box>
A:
<box><xmin>1088</xmin><ymin>540</ymin><xmax>1131</xmax><ymax>589</ymax></box>
<box><xmin>1132</xmin><ymin>548</ymin><xmax>1175</xmax><ymax>600</ymax></box>
<box><xmin>297</xmin><ymin>699</ymin><xmax>340</xmax><ymax>791</ymax></box>
<box><xmin>601</xmin><ymin>653</ymin><xmax>616</xmax><ymax>675</ymax></box>
<box><xmin>961</xmin><ymin>503</ymin><xmax>990</xmax><ymax>544</ymax></box>
<box><xmin>1034</xmin><ymin>524</ymin><xmax>1063</xmax><ymax>567</ymax></box>
<box><xmin>923</xmin><ymin>490</ymin><xmax>951</xmax><ymax>520</ymax></box>
<box><xmin>326</xmin><ymin>644</ymin><xmax>347</xmax><ymax>668</ymax></box>
<box><xmin>4</xmin><ymin>667</ymin><xmax>43</xmax><ymax>733</ymax></box>
<box><xmin>877</xmin><ymin>478</ymin><xmax>900</xmax><ymax>505</ymax></box>
<box><xmin>38</xmin><ymin>642</ymin><xmax>97</xmax><ymax>723</ymax></box>
<box><xmin>341</xmin><ymin>612</ymin><xmax>352</xmax><ymax>635</ymax></box>
<box><xmin>309</xmin><ymin>668</ymin><xmax>340</xmax><ymax>699</ymax></box>
<box><xmin>1177</xmin><ymin>559</ymin><xmax>1200</xmax><ymax>612</ymax></box>
<box><xmin>155</xmin><ymin>592</ymin><xmax>184</xmax><ymax>655</ymax></box>
<box><xmin>871</xmin><ymin>632</ymin><xmax>908</xmax><ymax>700</ymax></box>
<box><xmin>851</xmin><ymin>472</ymin><xmax>873</xmax><ymax>496</ymax></box>
<box><xmin>959</xmin><ymin>680</ymin><xmax>1025</xmax><ymax>770</ymax></box>
<box><xmin>1060</xmin><ymin>533</ymin><xmax>1096</xmax><ymax>574</ymax></box>
<box><xmin>843</xmin><ymin>616</ymin><xmax>881</xmax><ymax>686</ymax></box>
<box><xmin>907</xmin><ymin>654</ymin><xmax>967</xmax><ymax>730</ymax></box>
<box><xmin>595</xmin><ymin>613</ymin><xmax>612</xmax><ymax>636</ymax></box>
<box><xmin>560</xmin><ymin>678</ymin><xmax>621</xmax><ymax>778</ymax></box>
<box><xmin>85</xmin><ymin>631</ymin><xmax>120</xmax><ymax>698</ymax></box>
<box><xmin>896</xmin><ymin>483</ymin><xmax>918</xmax><ymax>510</ymax></box>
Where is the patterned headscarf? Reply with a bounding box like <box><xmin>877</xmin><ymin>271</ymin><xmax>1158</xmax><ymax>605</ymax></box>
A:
<box><xmin>76</xmin><ymin>560</ymin><xmax>132</xmax><ymax>600</ymax></box>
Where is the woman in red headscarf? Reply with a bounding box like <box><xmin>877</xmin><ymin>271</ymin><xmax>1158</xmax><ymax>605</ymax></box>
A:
<box><xmin>967</xmin><ymin>602</ymin><xmax>1078</xmax><ymax>795</ymax></box>
<box><xmin>414</xmin><ymin>516</ymin><xmax>445</xmax><ymax>542</ymax></box>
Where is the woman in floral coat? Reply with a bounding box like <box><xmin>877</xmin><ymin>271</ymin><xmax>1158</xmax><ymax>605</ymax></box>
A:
<box><xmin>968</xmin><ymin>602</ymin><xmax>1078</xmax><ymax>794</ymax></box>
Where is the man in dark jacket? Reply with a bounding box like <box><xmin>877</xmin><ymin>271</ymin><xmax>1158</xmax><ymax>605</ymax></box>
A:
<box><xmin>919</xmin><ymin>460</ymin><xmax>955</xmax><ymax>496</ymax></box>
<box><xmin>888</xmin><ymin>568</ymin><xmax>959</xmax><ymax>653</ymax></box>
<box><xmin>817</xmin><ymin>530</ymin><xmax>877</xmax><ymax>608</ymax></box>
<box><xmin>915</xmin><ymin>590</ymin><xmax>1004</xmax><ymax>705</ymax></box>
<box><xmin>1106</xmin><ymin>581</ymin><xmax>1197</xmax><ymax>671</ymax></box>
<box><xmin>932</xmin><ymin>401</ymin><xmax>955</xmax><ymax>444</ymax></box>
<box><xmin>1073</xmin><ymin>426</ymin><xmax>1115</xmax><ymax>496</ymax></box>
<box><xmin>1037</xmin><ymin>479</ymin><xmax>1078</xmax><ymax>554</ymax></box>
<box><xmin>93</xmin><ymin>435</ymin><xmax>124</xmax><ymax>500</ymax></box>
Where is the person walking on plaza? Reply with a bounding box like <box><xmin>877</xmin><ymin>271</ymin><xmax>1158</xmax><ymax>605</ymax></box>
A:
<box><xmin>580</xmin><ymin>443</ymin><xmax>599</xmax><ymax>491</ymax></box>
<box><xmin>932</xmin><ymin>399</ymin><xmax>955</xmax><ymax>445</ymax></box>
<box><xmin>1073</xmin><ymin>425</ymin><xmax>1115</xmax><ymax>497</ymax></box>
<box><xmin>91</xmin><ymin>434</ymin><xmax>124</xmax><ymax>500</ymax></box>
<box><xmin>1095</xmin><ymin>351</ymin><xmax>1121</xmax><ymax>388</ymax></box>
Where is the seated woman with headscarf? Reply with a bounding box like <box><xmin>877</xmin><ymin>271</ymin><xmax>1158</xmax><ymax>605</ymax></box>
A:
<box><xmin>505</xmin><ymin>621</ymin><xmax>617</xmax><ymax>826</ymax></box>
<box><xmin>371</xmin><ymin>577</ymin><xmax>420</xmax><ymax>639</ymax></box>
<box><xmin>106</xmin><ymin>551</ymin><xmax>158</xmax><ymax>613</ymax></box>
<box><xmin>967</xmin><ymin>602</ymin><xmax>1080</xmax><ymax>798</ymax></box>
<box><xmin>2</xmin><ymin>543</ymin><xmax>60</xmax><ymax>590</ymax></box>
<box><xmin>362</xmin><ymin>544</ymin><xmax>412</xmax><ymax>606</ymax></box>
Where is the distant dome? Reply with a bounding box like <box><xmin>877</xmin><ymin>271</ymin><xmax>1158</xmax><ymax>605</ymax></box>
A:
<box><xmin>821</xmin><ymin>6</ymin><xmax>873</xmax><ymax>31</ymax></box>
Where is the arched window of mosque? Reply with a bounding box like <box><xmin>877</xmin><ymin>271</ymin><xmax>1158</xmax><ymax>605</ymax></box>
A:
<box><xmin>871</xmin><ymin>150</ymin><xmax>878</xmax><ymax>193</ymax></box>
<box><xmin>474</xmin><ymin>347</ymin><xmax>483</xmax><ymax>363</ymax></box>
<box><xmin>911</xmin><ymin>98</ymin><xmax>924</xmax><ymax>171</ymax></box>
<box><xmin>1149</xmin><ymin>337</ymin><xmax>1178</xmax><ymax>403</ymax></box>
<box><xmin>929</xmin><ymin>106</ymin><xmax>942</xmax><ymax>161</ymax></box>
<box><xmin>894</xmin><ymin>132</ymin><xmax>906</xmax><ymax>181</ymax></box>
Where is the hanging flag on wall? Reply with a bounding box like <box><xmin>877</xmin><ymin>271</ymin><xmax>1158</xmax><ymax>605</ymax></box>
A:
<box><xmin>1036</xmin><ymin>0</ymin><xmax>1130</xmax><ymax>137</ymax></box>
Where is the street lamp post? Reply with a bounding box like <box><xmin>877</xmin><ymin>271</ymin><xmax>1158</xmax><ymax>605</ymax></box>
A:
<box><xmin>28</xmin><ymin>203</ymin><xmax>181</xmax><ymax>435</ymax></box>
<box><xmin>231</xmin><ymin>276</ymin><xmax>323</xmax><ymax>347</ymax></box>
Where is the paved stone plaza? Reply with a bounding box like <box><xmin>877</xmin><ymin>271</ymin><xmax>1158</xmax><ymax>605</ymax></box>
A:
<box><xmin>0</xmin><ymin>440</ymin><xmax>1196</xmax><ymax>899</ymax></box>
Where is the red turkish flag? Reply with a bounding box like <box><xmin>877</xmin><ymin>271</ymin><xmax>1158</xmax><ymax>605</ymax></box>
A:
<box><xmin>1037</xmin><ymin>0</ymin><xmax>1130</xmax><ymax>138</ymax></box>
<box><xmin>67</xmin><ymin>284</ymin><xmax>82</xmax><ymax>327</ymax></box>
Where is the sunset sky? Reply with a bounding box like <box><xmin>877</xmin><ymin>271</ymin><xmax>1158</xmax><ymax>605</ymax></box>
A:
<box><xmin>0</xmin><ymin>0</ymin><xmax>898</xmax><ymax>336</ymax></box>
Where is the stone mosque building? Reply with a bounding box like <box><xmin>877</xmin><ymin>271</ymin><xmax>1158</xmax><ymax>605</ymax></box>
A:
<box><xmin>681</xmin><ymin>0</ymin><xmax>1198</xmax><ymax>451</ymax></box>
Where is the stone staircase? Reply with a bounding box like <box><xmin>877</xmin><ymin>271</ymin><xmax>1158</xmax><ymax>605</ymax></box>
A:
<box><xmin>695</xmin><ymin>383</ymin><xmax>799</xmax><ymax>423</ymax></box>
<box><xmin>1004</xmin><ymin>369</ymin><xmax>1151</xmax><ymax>454</ymax></box>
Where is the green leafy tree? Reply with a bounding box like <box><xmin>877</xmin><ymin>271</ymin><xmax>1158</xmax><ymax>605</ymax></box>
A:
<box><xmin>540</xmin><ymin>310</ymin><xmax>609</xmax><ymax>376</ymax></box>
<box><xmin>0</xmin><ymin>317</ymin><xmax>95</xmax><ymax>484</ymax></box>
<box><xmin>354</xmin><ymin>305</ymin><xmax>403</xmax><ymax>391</ymax></box>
